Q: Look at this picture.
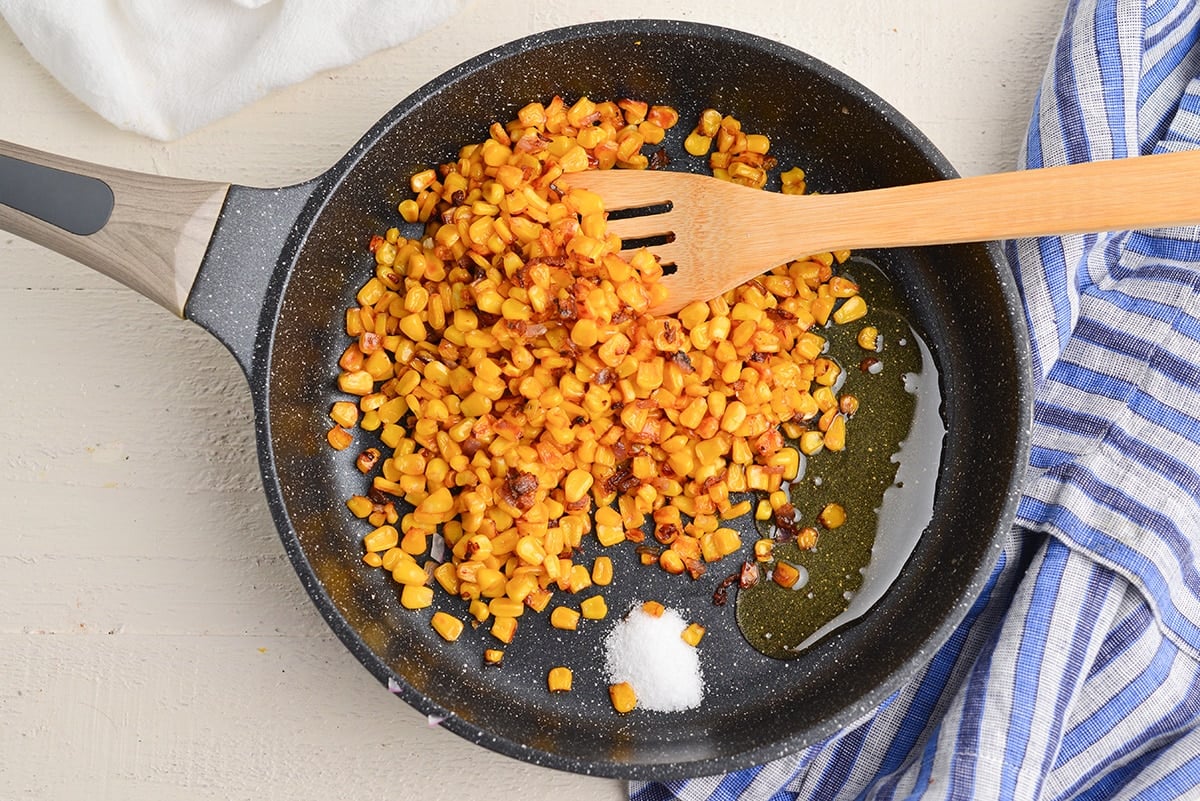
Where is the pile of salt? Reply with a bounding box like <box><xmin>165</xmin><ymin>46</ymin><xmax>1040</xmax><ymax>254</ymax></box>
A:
<box><xmin>603</xmin><ymin>603</ymin><xmax>704</xmax><ymax>711</ymax></box>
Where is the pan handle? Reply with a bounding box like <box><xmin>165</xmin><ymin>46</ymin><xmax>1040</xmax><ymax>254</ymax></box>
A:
<box><xmin>0</xmin><ymin>139</ymin><xmax>230</xmax><ymax>316</ymax></box>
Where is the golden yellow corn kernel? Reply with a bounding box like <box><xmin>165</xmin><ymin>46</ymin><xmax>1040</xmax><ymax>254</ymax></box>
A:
<box><xmin>591</xmin><ymin>555</ymin><xmax>613</xmax><ymax>586</ymax></box>
<box><xmin>362</xmin><ymin>551</ymin><xmax>383</xmax><ymax>568</ymax></box>
<box><xmin>548</xmin><ymin>666</ymin><xmax>573</xmax><ymax>693</ymax></box>
<box><xmin>381</xmin><ymin>547</ymin><xmax>411</xmax><ymax>573</ymax></box>
<box><xmin>781</xmin><ymin>166</ymin><xmax>806</xmax><ymax>185</ymax></box>
<box><xmin>659</xmin><ymin>549</ymin><xmax>686</xmax><ymax>575</ymax></box>
<box><xmin>363</xmin><ymin>525</ymin><xmax>399</xmax><ymax>553</ymax></box>
<box><xmin>465</xmin><ymin>599</ymin><xmax>488</xmax><ymax>623</ymax></box>
<box><xmin>609</xmin><ymin>682</ymin><xmax>637</xmax><ymax>713</ymax></box>
<box><xmin>833</xmin><ymin>295</ymin><xmax>868</xmax><ymax>324</ymax></box>
<box><xmin>773</xmin><ymin>561</ymin><xmax>800</xmax><ymax>588</ymax></box>
<box><xmin>563</xmin><ymin>468</ymin><xmax>594</xmax><ymax>504</ymax></box>
<box><xmin>491</xmin><ymin>615</ymin><xmax>518</xmax><ymax>644</ymax></box>
<box><xmin>410</xmin><ymin>169</ymin><xmax>437</xmax><ymax>193</ymax></box>
<box><xmin>329</xmin><ymin>401</ymin><xmax>359</xmax><ymax>428</ymax></box>
<box><xmin>326</xmin><ymin>426</ymin><xmax>353</xmax><ymax>450</ymax></box>
<box><xmin>580</xmin><ymin>595</ymin><xmax>608</xmax><ymax>620</ymax></box>
<box><xmin>713</xmin><ymin>527</ymin><xmax>742</xmax><ymax>557</ymax></box>
<box><xmin>346</xmin><ymin>495</ymin><xmax>373</xmax><ymax>520</ymax></box>
<box><xmin>483</xmin><ymin>649</ymin><xmax>504</xmax><ymax>666</ymax></box>
<box><xmin>754</xmin><ymin>538</ymin><xmax>774</xmax><ymax>562</ymax></box>
<box><xmin>857</xmin><ymin>325</ymin><xmax>880</xmax><ymax>351</ymax></box>
<box><xmin>819</xmin><ymin>502</ymin><xmax>847</xmax><ymax>529</ymax></box>
<box><xmin>642</xmin><ymin>600</ymin><xmax>665</xmax><ymax>617</ymax></box>
<box><xmin>391</xmin><ymin>559</ymin><xmax>428</xmax><ymax>587</ymax></box>
<box><xmin>430</xmin><ymin>611</ymin><xmax>464</xmax><ymax>642</ymax></box>
<box><xmin>337</xmin><ymin>370</ymin><xmax>374</xmax><ymax>396</ymax></box>
<box><xmin>755</xmin><ymin>499</ymin><xmax>773</xmax><ymax>521</ymax></box>
<box><xmin>400</xmin><ymin>584</ymin><xmax>434</xmax><ymax>609</ymax></box>
<box><xmin>722</xmin><ymin>500</ymin><xmax>753</xmax><ymax>520</ymax></box>
<box><xmin>550</xmin><ymin>606</ymin><xmax>581</xmax><ymax>631</ymax></box>
<box><xmin>823</xmin><ymin>412</ymin><xmax>848</xmax><ymax>451</ymax></box>
<box><xmin>489</xmin><ymin>597</ymin><xmax>525</xmax><ymax>618</ymax></box>
<box><xmin>681</xmin><ymin>622</ymin><xmax>706</xmax><ymax>647</ymax></box>
<box><xmin>684</xmin><ymin>129</ymin><xmax>713</xmax><ymax>156</ymax></box>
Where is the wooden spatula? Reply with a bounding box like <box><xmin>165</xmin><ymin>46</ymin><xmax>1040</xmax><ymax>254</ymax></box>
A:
<box><xmin>564</xmin><ymin>150</ymin><xmax>1200</xmax><ymax>314</ymax></box>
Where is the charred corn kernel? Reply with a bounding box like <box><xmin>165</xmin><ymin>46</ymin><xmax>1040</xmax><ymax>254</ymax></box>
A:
<box><xmin>431</xmin><ymin>611</ymin><xmax>464</xmax><ymax>641</ymax></box>
<box><xmin>400</xmin><ymin>584</ymin><xmax>434</xmax><ymax>609</ymax></box>
<box><xmin>491</xmin><ymin>615</ymin><xmax>517</xmax><ymax>644</ymax></box>
<box><xmin>792</xmin><ymin>526</ymin><xmax>818</xmax><ymax>549</ymax></box>
<box><xmin>681</xmin><ymin>622</ymin><xmax>706</xmax><ymax>646</ymax></box>
<box><xmin>551</xmin><ymin>606</ymin><xmax>580</xmax><ymax>630</ymax></box>
<box><xmin>591</xmin><ymin>555</ymin><xmax>613</xmax><ymax>586</ymax></box>
<box><xmin>773</xmin><ymin>561</ymin><xmax>801</xmax><ymax>588</ymax></box>
<box><xmin>580</xmin><ymin>595</ymin><xmax>608</xmax><ymax>620</ymax></box>
<box><xmin>609</xmin><ymin>682</ymin><xmax>637</xmax><ymax>713</ymax></box>
<box><xmin>363</xmin><ymin>525</ymin><xmax>399</xmax><ymax>552</ymax></box>
<box><xmin>642</xmin><ymin>600</ymin><xmax>665</xmax><ymax>617</ymax></box>
<box><xmin>754</xmin><ymin>538</ymin><xmax>774</xmax><ymax>561</ymax></box>
<box><xmin>548</xmin><ymin>666</ymin><xmax>573</xmax><ymax>693</ymax></box>
<box><xmin>819</xmin><ymin>502</ymin><xmax>847</xmax><ymax>529</ymax></box>
<box><xmin>525</xmin><ymin>587</ymin><xmax>553</xmax><ymax>613</ymax></box>
<box><xmin>839</xmin><ymin>394</ymin><xmax>860</xmax><ymax>416</ymax></box>
<box><xmin>483</xmin><ymin>648</ymin><xmax>504</xmax><ymax>666</ymax></box>
<box><xmin>857</xmin><ymin>325</ymin><xmax>880</xmax><ymax>351</ymax></box>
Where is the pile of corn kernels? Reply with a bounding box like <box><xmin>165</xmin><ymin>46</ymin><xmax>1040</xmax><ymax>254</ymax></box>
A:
<box><xmin>326</xmin><ymin>96</ymin><xmax>867</xmax><ymax>709</ymax></box>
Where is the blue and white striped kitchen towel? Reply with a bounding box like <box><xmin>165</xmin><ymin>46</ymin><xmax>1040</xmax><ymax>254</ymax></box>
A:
<box><xmin>633</xmin><ymin>0</ymin><xmax>1200</xmax><ymax>798</ymax></box>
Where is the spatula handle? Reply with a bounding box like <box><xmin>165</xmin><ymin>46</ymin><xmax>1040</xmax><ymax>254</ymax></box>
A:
<box><xmin>0</xmin><ymin>140</ymin><xmax>230</xmax><ymax>316</ymax></box>
<box><xmin>813</xmin><ymin>149</ymin><xmax>1200</xmax><ymax>252</ymax></box>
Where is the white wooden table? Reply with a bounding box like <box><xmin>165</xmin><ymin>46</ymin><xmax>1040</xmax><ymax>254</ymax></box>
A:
<box><xmin>0</xmin><ymin>2</ymin><xmax>1064</xmax><ymax>798</ymax></box>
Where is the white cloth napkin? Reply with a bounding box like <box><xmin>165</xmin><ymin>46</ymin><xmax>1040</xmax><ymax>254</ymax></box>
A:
<box><xmin>0</xmin><ymin>0</ymin><xmax>462</xmax><ymax>140</ymax></box>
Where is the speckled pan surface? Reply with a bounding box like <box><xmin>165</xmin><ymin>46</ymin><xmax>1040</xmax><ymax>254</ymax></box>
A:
<box><xmin>186</xmin><ymin>20</ymin><xmax>1033</xmax><ymax>780</ymax></box>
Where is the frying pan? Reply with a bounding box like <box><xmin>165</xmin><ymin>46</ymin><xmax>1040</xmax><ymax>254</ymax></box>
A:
<box><xmin>0</xmin><ymin>20</ymin><xmax>1031</xmax><ymax>779</ymax></box>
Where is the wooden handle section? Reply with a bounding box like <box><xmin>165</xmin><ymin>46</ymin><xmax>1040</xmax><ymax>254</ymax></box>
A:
<box><xmin>0</xmin><ymin>140</ymin><xmax>230</xmax><ymax>316</ymax></box>
<box><xmin>800</xmin><ymin>149</ymin><xmax>1200</xmax><ymax>253</ymax></box>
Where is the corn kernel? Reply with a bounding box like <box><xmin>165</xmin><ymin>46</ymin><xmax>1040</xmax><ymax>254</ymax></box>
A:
<box><xmin>400</xmin><ymin>584</ymin><xmax>434</xmax><ymax>609</ymax></box>
<box><xmin>681</xmin><ymin>622</ymin><xmax>706</xmax><ymax>646</ymax></box>
<box><xmin>431</xmin><ymin>611</ymin><xmax>464</xmax><ymax>641</ymax></box>
<box><xmin>548</xmin><ymin>666</ymin><xmax>573</xmax><ymax>693</ymax></box>
<box><xmin>609</xmin><ymin>682</ymin><xmax>637</xmax><ymax>713</ymax></box>
<box><xmin>580</xmin><ymin>595</ymin><xmax>608</xmax><ymax>620</ymax></box>
<box><xmin>551</xmin><ymin>606</ymin><xmax>581</xmax><ymax>631</ymax></box>
<box><xmin>818</xmin><ymin>502</ymin><xmax>847</xmax><ymax>529</ymax></box>
<box><xmin>591</xmin><ymin>555</ymin><xmax>614</xmax><ymax>586</ymax></box>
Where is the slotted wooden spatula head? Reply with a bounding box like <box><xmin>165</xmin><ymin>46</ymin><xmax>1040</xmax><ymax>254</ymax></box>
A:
<box><xmin>563</xmin><ymin>169</ymin><xmax>811</xmax><ymax>314</ymax></box>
